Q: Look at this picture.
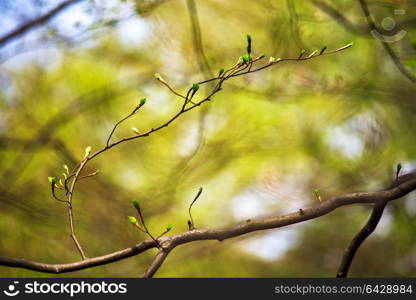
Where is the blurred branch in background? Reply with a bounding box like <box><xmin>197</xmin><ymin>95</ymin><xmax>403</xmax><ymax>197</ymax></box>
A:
<box><xmin>0</xmin><ymin>0</ymin><xmax>81</xmax><ymax>48</ymax></box>
<box><xmin>313</xmin><ymin>0</ymin><xmax>416</xmax><ymax>83</ymax></box>
<box><xmin>161</xmin><ymin>0</ymin><xmax>213</xmax><ymax>203</ymax></box>
<box><xmin>286</xmin><ymin>0</ymin><xmax>305</xmax><ymax>49</ymax></box>
<box><xmin>358</xmin><ymin>0</ymin><xmax>416</xmax><ymax>83</ymax></box>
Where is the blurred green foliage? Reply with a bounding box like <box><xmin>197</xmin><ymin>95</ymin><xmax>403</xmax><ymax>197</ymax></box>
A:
<box><xmin>0</xmin><ymin>0</ymin><xmax>415</xmax><ymax>277</ymax></box>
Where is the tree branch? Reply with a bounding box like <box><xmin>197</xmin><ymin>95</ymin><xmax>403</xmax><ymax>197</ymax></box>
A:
<box><xmin>0</xmin><ymin>0</ymin><xmax>81</xmax><ymax>48</ymax></box>
<box><xmin>142</xmin><ymin>248</ymin><xmax>171</xmax><ymax>278</ymax></box>
<box><xmin>336</xmin><ymin>200</ymin><xmax>387</xmax><ymax>278</ymax></box>
<box><xmin>1</xmin><ymin>172</ymin><xmax>415</xmax><ymax>275</ymax></box>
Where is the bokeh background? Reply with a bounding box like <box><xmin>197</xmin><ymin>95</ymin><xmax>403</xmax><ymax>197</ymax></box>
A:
<box><xmin>0</xmin><ymin>0</ymin><xmax>416</xmax><ymax>277</ymax></box>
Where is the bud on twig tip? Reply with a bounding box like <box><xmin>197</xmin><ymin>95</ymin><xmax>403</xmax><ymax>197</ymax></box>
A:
<box><xmin>128</xmin><ymin>216</ymin><xmax>137</xmax><ymax>225</ymax></box>
<box><xmin>84</xmin><ymin>146</ymin><xmax>92</xmax><ymax>158</ymax></box>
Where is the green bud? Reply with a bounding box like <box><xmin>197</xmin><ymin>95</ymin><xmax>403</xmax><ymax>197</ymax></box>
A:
<box><xmin>258</xmin><ymin>53</ymin><xmax>266</xmax><ymax>59</ymax></box>
<box><xmin>48</xmin><ymin>177</ymin><xmax>56</xmax><ymax>184</ymax></box>
<box><xmin>139</xmin><ymin>98</ymin><xmax>146</xmax><ymax>105</ymax></box>
<box><xmin>218</xmin><ymin>68</ymin><xmax>225</xmax><ymax>77</ymax></box>
<box><xmin>84</xmin><ymin>146</ymin><xmax>91</xmax><ymax>158</ymax></box>
<box><xmin>198</xmin><ymin>187</ymin><xmax>203</xmax><ymax>193</ymax></box>
<box><xmin>192</xmin><ymin>83</ymin><xmax>199</xmax><ymax>92</ymax></box>
<box><xmin>132</xmin><ymin>199</ymin><xmax>140</xmax><ymax>210</ymax></box>
<box><xmin>298</xmin><ymin>49</ymin><xmax>307</xmax><ymax>59</ymax></box>
<box><xmin>319</xmin><ymin>45</ymin><xmax>327</xmax><ymax>55</ymax></box>
<box><xmin>313</xmin><ymin>189</ymin><xmax>320</xmax><ymax>196</ymax></box>
<box><xmin>154</xmin><ymin>73</ymin><xmax>162</xmax><ymax>80</ymax></box>
<box><xmin>397</xmin><ymin>163</ymin><xmax>402</xmax><ymax>170</ymax></box>
<box><xmin>166</xmin><ymin>224</ymin><xmax>173</xmax><ymax>231</ymax></box>
<box><xmin>128</xmin><ymin>216</ymin><xmax>137</xmax><ymax>225</ymax></box>
<box><xmin>242</xmin><ymin>54</ymin><xmax>250</xmax><ymax>63</ymax></box>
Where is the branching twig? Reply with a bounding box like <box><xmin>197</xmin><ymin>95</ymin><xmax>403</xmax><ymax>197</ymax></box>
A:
<box><xmin>106</xmin><ymin>101</ymin><xmax>144</xmax><ymax>147</ymax></box>
<box><xmin>43</xmin><ymin>39</ymin><xmax>352</xmax><ymax>266</ymax></box>
<box><xmin>188</xmin><ymin>187</ymin><xmax>203</xmax><ymax>230</ymax></box>
<box><xmin>1</xmin><ymin>172</ymin><xmax>415</xmax><ymax>274</ymax></box>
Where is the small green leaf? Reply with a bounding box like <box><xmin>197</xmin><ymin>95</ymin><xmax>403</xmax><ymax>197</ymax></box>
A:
<box><xmin>166</xmin><ymin>224</ymin><xmax>173</xmax><ymax>231</ymax></box>
<box><xmin>313</xmin><ymin>189</ymin><xmax>320</xmax><ymax>196</ymax></box>
<box><xmin>192</xmin><ymin>83</ymin><xmax>199</xmax><ymax>92</ymax></box>
<box><xmin>128</xmin><ymin>216</ymin><xmax>137</xmax><ymax>225</ymax></box>
<box><xmin>258</xmin><ymin>53</ymin><xmax>266</xmax><ymax>59</ymax></box>
<box><xmin>218</xmin><ymin>68</ymin><xmax>225</xmax><ymax>76</ymax></box>
<box><xmin>48</xmin><ymin>177</ymin><xmax>56</xmax><ymax>184</ymax></box>
<box><xmin>139</xmin><ymin>98</ymin><xmax>146</xmax><ymax>105</ymax></box>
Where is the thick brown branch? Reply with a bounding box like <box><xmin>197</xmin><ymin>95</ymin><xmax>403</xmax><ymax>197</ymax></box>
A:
<box><xmin>1</xmin><ymin>172</ymin><xmax>415</xmax><ymax>274</ymax></box>
<box><xmin>142</xmin><ymin>248</ymin><xmax>171</xmax><ymax>278</ymax></box>
<box><xmin>336</xmin><ymin>200</ymin><xmax>387</xmax><ymax>278</ymax></box>
<box><xmin>0</xmin><ymin>0</ymin><xmax>81</xmax><ymax>47</ymax></box>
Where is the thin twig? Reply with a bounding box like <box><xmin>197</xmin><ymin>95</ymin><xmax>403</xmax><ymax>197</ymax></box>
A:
<box><xmin>106</xmin><ymin>105</ymin><xmax>142</xmax><ymax>147</ymax></box>
<box><xmin>188</xmin><ymin>188</ymin><xmax>203</xmax><ymax>230</ymax></box>
<box><xmin>66</xmin><ymin>158</ymin><xmax>88</xmax><ymax>260</ymax></box>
